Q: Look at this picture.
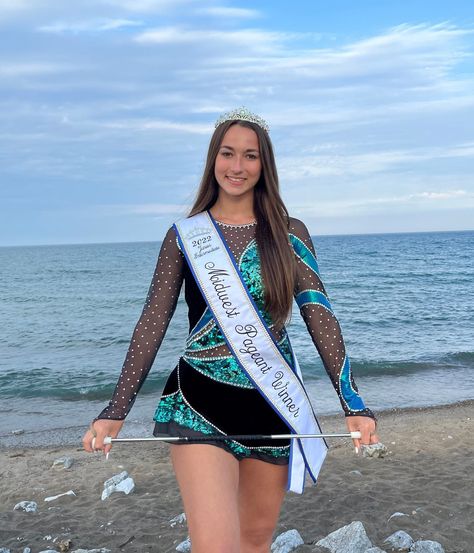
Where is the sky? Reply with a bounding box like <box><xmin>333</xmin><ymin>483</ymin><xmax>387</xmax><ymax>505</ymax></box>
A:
<box><xmin>1</xmin><ymin>0</ymin><xmax>473</xmax><ymax>246</ymax></box>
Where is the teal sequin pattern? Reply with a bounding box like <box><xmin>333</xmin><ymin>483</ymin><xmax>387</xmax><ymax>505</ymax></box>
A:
<box><xmin>182</xmin><ymin>239</ymin><xmax>293</xmax><ymax>387</ymax></box>
<box><xmin>154</xmin><ymin>391</ymin><xmax>290</xmax><ymax>459</ymax></box>
<box><xmin>186</xmin><ymin>322</ymin><xmax>226</xmax><ymax>351</ymax></box>
<box><xmin>184</xmin><ymin>355</ymin><xmax>254</xmax><ymax>388</ymax></box>
<box><xmin>239</xmin><ymin>240</ymin><xmax>273</xmax><ymax>326</ymax></box>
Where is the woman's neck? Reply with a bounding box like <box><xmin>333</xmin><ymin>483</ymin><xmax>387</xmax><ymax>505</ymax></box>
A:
<box><xmin>209</xmin><ymin>198</ymin><xmax>256</xmax><ymax>224</ymax></box>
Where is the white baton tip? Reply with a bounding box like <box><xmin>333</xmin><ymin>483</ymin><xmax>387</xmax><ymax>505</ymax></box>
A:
<box><xmin>351</xmin><ymin>431</ymin><xmax>362</xmax><ymax>439</ymax></box>
<box><xmin>91</xmin><ymin>437</ymin><xmax>96</xmax><ymax>449</ymax></box>
<box><xmin>104</xmin><ymin>436</ymin><xmax>112</xmax><ymax>445</ymax></box>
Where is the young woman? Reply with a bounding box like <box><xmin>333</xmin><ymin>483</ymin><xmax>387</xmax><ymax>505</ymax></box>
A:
<box><xmin>83</xmin><ymin>107</ymin><xmax>379</xmax><ymax>553</ymax></box>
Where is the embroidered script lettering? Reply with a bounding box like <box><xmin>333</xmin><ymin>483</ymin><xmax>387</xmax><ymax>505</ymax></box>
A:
<box><xmin>204</xmin><ymin>261</ymin><xmax>240</xmax><ymax>318</ymax></box>
<box><xmin>235</xmin><ymin>325</ymin><xmax>300</xmax><ymax>417</ymax></box>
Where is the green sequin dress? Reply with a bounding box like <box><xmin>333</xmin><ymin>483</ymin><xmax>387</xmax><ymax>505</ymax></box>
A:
<box><xmin>96</xmin><ymin>216</ymin><xmax>374</xmax><ymax>463</ymax></box>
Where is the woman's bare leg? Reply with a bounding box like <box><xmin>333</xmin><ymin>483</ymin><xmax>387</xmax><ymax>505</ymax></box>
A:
<box><xmin>170</xmin><ymin>444</ymin><xmax>240</xmax><ymax>553</ymax></box>
<box><xmin>238</xmin><ymin>458</ymin><xmax>288</xmax><ymax>553</ymax></box>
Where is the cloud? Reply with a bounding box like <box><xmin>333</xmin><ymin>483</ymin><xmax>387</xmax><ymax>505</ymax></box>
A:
<box><xmin>37</xmin><ymin>18</ymin><xmax>144</xmax><ymax>34</ymax></box>
<box><xmin>134</xmin><ymin>26</ymin><xmax>292</xmax><ymax>52</ymax></box>
<box><xmin>100</xmin><ymin>0</ymin><xmax>192</xmax><ymax>13</ymax></box>
<box><xmin>0</xmin><ymin>62</ymin><xmax>71</xmax><ymax>77</ymax></box>
<box><xmin>278</xmin><ymin>142</ymin><xmax>474</xmax><ymax>180</ymax></box>
<box><xmin>103</xmin><ymin>118</ymin><xmax>212</xmax><ymax>134</ymax></box>
<box><xmin>291</xmin><ymin>190</ymin><xmax>474</xmax><ymax>218</ymax></box>
<box><xmin>197</xmin><ymin>6</ymin><xmax>262</xmax><ymax>19</ymax></box>
<box><xmin>97</xmin><ymin>202</ymin><xmax>190</xmax><ymax>216</ymax></box>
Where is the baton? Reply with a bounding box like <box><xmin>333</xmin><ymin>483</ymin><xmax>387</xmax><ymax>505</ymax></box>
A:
<box><xmin>98</xmin><ymin>431</ymin><xmax>361</xmax><ymax>446</ymax></box>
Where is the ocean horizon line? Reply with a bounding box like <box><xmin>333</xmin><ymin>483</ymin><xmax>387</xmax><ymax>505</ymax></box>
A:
<box><xmin>1</xmin><ymin>227</ymin><xmax>473</xmax><ymax>249</ymax></box>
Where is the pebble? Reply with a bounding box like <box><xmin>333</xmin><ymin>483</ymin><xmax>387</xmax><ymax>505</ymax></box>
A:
<box><xmin>169</xmin><ymin>513</ymin><xmax>187</xmax><ymax>527</ymax></box>
<box><xmin>70</xmin><ymin>549</ymin><xmax>111</xmax><ymax>553</ymax></box>
<box><xmin>315</xmin><ymin>521</ymin><xmax>372</xmax><ymax>553</ymax></box>
<box><xmin>388</xmin><ymin>512</ymin><xmax>409</xmax><ymax>521</ymax></box>
<box><xmin>361</xmin><ymin>442</ymin><xmax>388</xmax><ymax>458</ymax></box>
<box><xmin>13</xmin><ymin>501</ymin><xmax>38</xmax><ymax>513</ymax></box>
<box><xmin>44</xmin><ymin>490</ymin><xmax>76</xmax><ymax>502</ymax></box>
<box><xmin>11</xmin><ymin>429</ymin><xmax>25</xmax><ymax>435</ymax></box>
<box><xmin>349</xmin><ymin>470</ymin><xmax>363</xmax><ymax>476</ymax></box>
<box><xmin>23</xmin><ymin>549</ymin><xmax>31</xmax><ymax>553</ymax></box>
<box><xmin>175</xmin><ymin>537</ymin><xmax>191</xmax><ymax>552</ymax></box>
<box><xmin>56</xmin><ymin>538</ymin><xmax>72</xmax><ymax>552</ymax></box>
<box><xmin>271</xmin><ymin>529</ymin><xmax>304</xmax><ymax>552</ymax></box>
<box><xmin>365</xmin><ymin>548</ymin><xmax>386</xmax><ymax>553</ymax></box>
<box><xmin>0</xmin><ymin>548</ymin><xmax>11</xmax><ymax>553</ymax></box>
<box><xmin>101</xmin><ymin>471</ymin><xmax>135</xmax><ymax>500</ymax></box>
<box><xmin>52</xmin><ymin>457</ymin><xmax>74</xmax><ymax>470</ymax></box>
<box><xmin>38</xmin><ymin>550</ymin><xmax>58</xmax><ymax>553</ymax></box>
<box><xmin>383</xmin><ymin>530</ymin><xmax>414</xmax><ymax>551</ymax></box>
<box><xmin>410</xmin><ymin>540</ymin><xmax>445</xmax><ymax>553</ymax></box>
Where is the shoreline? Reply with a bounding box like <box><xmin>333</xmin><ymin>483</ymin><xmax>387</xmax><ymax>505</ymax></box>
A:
<box><xmin>1</xmin><ymin>400</ymin><xmax>472</xmax><ymax>551</ymax></box>
<box><xmin>1</xmin><ymin>398</ymin><xmax>472</xmax><ymax>450</ymax></box>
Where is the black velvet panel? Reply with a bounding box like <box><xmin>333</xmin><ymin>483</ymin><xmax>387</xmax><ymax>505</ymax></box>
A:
<box><xmin>178</xmin><ymin>357</ymin><xmax>290</xmax><ymax>448</ymax></box>
<box><xmin>183</xmin><ymin>259</ymin><xmax>207</xmax><ymax>332</ymax></box>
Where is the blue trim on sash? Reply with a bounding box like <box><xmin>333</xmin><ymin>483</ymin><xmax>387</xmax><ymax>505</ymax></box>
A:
<box><xmin>295</xmin><ymin>290</ymin><xmax>332</xmax><ymax>311</ymax></box>
<box><xmin>206</xmin><ymin>211</ymin><xmax>324</xmax><ymax>484</ymax></box>
<box><xmin>175</xmin><ymin>213</ymin><xmax>322</xmax><ymax>485</ymax></box>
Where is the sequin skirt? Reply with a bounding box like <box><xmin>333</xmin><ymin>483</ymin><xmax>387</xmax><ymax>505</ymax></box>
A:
<box><xmin>153</xmin><ymin>356</ymin><xmax>290</xmax><ymax>464</ymax></box>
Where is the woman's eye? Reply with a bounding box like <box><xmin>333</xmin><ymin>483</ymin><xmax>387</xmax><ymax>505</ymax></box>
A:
<box><xmin>221</xmin><ymin>151</ymin><xmax>232</xmax><ymax>157</ymax></box>
<box><xmin>247</xmin><ymin>154</ymin><xmax>258</xmax><ymax>160</ymax></box>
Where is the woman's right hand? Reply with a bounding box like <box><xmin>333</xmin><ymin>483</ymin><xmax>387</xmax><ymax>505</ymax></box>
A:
<box><xmin>82</xmin><ymin>418</ymin><xmax>124</xmax><ymax>458</ymax></box>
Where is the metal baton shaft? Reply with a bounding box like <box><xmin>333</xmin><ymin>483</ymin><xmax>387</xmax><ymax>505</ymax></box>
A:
<box><xmin>101</xmin><ymin>431</ymin><xmax>361</xmax><ymax>445</ymax></box>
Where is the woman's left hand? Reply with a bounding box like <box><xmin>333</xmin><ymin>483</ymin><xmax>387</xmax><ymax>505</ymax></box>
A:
<box><xmin>345</xmin><ymin>415</ymin><xmax>379</xmax><ymax>454</ymax></box>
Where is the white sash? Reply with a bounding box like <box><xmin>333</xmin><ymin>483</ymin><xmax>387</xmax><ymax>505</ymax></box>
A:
<box><xmin>174</xmin><ymin>211</ymin><xmax>327</xmax><ymax>494</ymax></box>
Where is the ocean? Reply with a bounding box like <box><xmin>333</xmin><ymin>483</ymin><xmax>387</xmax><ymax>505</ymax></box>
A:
<box><xmin>1</xmin><ymin>230</ymin><xmax>473</xmax><ymax>447</ymax></box>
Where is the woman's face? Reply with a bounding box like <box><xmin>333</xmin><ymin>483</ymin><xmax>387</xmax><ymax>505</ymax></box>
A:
<box><xmin>214</xmin><ymin>124</ymin><xmax>262</xmax><ymax>200</ymax></box>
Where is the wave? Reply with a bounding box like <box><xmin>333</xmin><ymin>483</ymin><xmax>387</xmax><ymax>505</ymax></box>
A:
<box><xmin>1</xmin><ymin>351</ymin><xmax>472</xmax><ymax>400</ymax></box>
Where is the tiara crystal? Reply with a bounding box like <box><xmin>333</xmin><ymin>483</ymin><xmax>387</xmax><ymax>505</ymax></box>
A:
<box><xmin>214</xmin><ymin>106</ymin><xmax>270</xmax><ymax>133</ymax></box>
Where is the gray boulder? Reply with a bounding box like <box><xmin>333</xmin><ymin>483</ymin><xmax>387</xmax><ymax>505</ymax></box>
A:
<box><xmin>316</xmin><ymin>521</ymin><xmax>372</xmax><ymax>553</ymax></box>
<box><xmin>410</xmin><ymin>541</ymin><xmax>445</xmax><ymax>553</ymax></box>
<box><xmin>13</xmin><ymin>501</ymin><xmax>37</xmax><ymax>513</ymax></box>
<box><xmin>0</xmin><ymin>548</ymin><xmax>11</xmax><ymax>553</ymax></box>
<box><xmin>271</xmin><ymin>529</ymin><xmax>304</xmax><ymax>552</ymax></box>
<box><xmin>383</xmin><ymin>530</ymin><xmax>413</xmax><ymax>551</ymax></box>
<box><xmin>365</xmin><ymin>548</ymin><xmax>386</xmax><ymax>553</ymax></box>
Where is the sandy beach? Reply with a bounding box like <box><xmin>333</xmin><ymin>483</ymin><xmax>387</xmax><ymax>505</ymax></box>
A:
<box><xmin>0</xmin><ymin>400</ymin><xmax>472</xmax><ymax>553</ymax></box>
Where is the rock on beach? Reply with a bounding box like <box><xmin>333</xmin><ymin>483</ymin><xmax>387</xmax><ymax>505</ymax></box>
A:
<box><xmin>101</xmin><ymin>471</ymin><xmax>135</xmax><ymax>500</ymax></box>
<box><xmin>410</xmin><ymin>541</ymin><xmax>445</xmax><ymax>553</ymax></box>
<box><xmin>315</xmin><ymin>521</ymin><xmax>372</xmax><ymax>553</ymax></box>
<box><xmin>383</xmin><ymin>530</ymin><xmax>414</xmax><ymax>551</ymax></box>
<box><xmin>13</xmin><ymin>501</ymin><xmax>37</xmax><ymax>513</ymax></box>
<box><xmin>270</xmin><ymin>529</ymin><xmax>304</xmax><ymax>552</ymax></box>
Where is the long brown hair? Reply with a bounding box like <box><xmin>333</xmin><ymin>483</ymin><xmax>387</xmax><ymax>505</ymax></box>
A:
<box><xmin>188</xmin><ymin>120</ymin><xmax>296</xmax><ymax>330</ymax></box>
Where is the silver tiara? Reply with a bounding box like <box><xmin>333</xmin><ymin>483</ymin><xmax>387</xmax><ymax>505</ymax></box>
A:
<box><xmin>214</xmin><ymin>106</ymin><xmax>270</xmax><ymax>133</ymax></box>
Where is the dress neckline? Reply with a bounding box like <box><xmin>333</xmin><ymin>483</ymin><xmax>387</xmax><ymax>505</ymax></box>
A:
<box><xmin>215</xmin><ymin>219</ymin><xmax>257</xmax><ymax>228</ymax></box>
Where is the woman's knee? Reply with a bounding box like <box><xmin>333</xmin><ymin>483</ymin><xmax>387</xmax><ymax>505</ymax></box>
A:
<box><xmin>240</xmin><ymin>523</ymin><xmax>275</xmax><ymax>549</ymax></box>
